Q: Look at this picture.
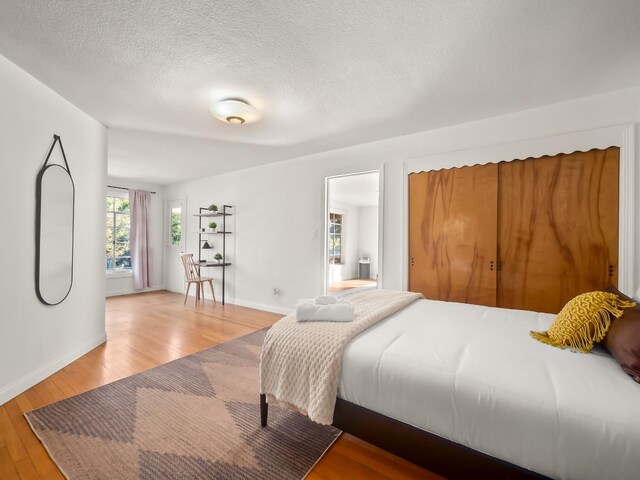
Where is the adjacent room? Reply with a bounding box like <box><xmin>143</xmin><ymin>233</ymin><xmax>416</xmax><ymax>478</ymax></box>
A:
<box><xmin>326</xmin><ymin>171</ymin><xmax>380</xmax><ymax>295</ymax></box>
<box><xmin>1</xmin><ymin>1</ymin><xmax>640</xmax><ymax>479</ymax></box>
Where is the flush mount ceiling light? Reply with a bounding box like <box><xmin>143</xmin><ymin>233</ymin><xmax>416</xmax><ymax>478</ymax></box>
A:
<box><xmin>209</xmin><ymin>99</ymin><xmax>261</xmax><ymax>125</ymax></box>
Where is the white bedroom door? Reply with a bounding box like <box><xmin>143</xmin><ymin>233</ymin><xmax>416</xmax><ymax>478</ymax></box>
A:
<box><xmin>164</xmin><ymin>197</ymin><xmax>186</xmax><ymax>293</ymax></box>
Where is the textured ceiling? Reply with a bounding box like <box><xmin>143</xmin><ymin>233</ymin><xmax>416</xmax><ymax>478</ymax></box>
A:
<box><xmin>1</xmin><ymin>1</ymin><xmax>640</xmax><ymax>184</ymax></box>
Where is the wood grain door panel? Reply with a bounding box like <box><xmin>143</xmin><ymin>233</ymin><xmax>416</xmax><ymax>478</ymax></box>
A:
<box><xmin>409</xmin><ymin>164</ymin><xmax>498</xmax><ymax>306</ymax></box>
<box><xmin>497</xmin><ymin>147</ymin><xmax>619</xmax><ymax>313</ymax></box>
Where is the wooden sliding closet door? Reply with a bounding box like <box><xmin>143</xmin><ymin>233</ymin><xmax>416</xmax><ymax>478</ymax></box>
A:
<box><xmin>497</xmin><ymin>147</ymin><xmax>619</xmax><ymax>313</ymax></box>
<box><xmin>409</xmin><ymin>164</ymin><xmax>498</xmax><ymax>306</ymax></box>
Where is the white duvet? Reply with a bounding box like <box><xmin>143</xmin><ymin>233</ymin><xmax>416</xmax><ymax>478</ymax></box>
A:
<box><xmin>338</xmin><ymin>299</ymin><xmax>640</xmax><ymax>480</ymax></box>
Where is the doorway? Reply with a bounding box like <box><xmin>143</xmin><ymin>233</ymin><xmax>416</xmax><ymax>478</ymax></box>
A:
<box><xmin>325</xmin><ymin>171</ymin><xmax>381</xmax><ymax>295</ymax></box>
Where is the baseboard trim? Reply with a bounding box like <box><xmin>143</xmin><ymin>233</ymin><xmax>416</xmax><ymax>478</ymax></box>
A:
<box><xmin>230</xmin><ymin>298</ymin><xmax>292</xmax><ymax>316</ymax></box>
<box><xmin>175</xmin><ymin>289</ymin><xmax>293</xmax><ymax>316</ymax></box>
<box><xmin>105</xmin><ymin>285</ymin><xmax>165</xmax><ymax>297</ymax></box>
<box><xmin>0</xmin><ymin>332</ymin><xmax>107</xmax><ymax>406</ymax></box>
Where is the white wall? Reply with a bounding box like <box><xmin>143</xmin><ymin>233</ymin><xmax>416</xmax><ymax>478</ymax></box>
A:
<box><xmin>163</xmin><ymin>158</ymin><xmax>381</xmax><ymax>314</ymax></box>
<box><xmin>165</xmin><ymin>85</ymin><xmax>640</xmax><ymax>313</ymax></box>
<box><xmin>0</xmin><ymin>54</ymin><xmax>107</xmax><ymax>405</ymax></box>
<box><xmin>105</xmin><ymin>176</ymin><xmax>165</xmax><ymax>297</ymax></box>
<box><xmin>357</xmin><ymin>206</ymin><xmax>378</xmax><ymax>280</ymax></box>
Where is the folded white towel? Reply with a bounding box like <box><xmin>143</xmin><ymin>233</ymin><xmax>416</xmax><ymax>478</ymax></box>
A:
<box><xmin>315</xmin><ymin>295</ymin><xmax>337</xmax><ymax>305</ymax></box>
<box><xmin>296</xmin><ymin>300</ymin><xmax>354</xmax><ymax>322</ymax></box>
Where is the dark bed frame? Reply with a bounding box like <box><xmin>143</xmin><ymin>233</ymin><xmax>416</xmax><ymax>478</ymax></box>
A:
<box><xmin>260</xmin><ymin>394</ymin><xmax>550</xmax><ymax>480</ymax></box>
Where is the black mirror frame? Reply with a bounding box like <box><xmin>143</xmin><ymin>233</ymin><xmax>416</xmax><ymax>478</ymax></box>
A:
<box><xmin>35</xmin><ymin>134</ymin><xmax>75</xmax><ymax>306</ymax></box>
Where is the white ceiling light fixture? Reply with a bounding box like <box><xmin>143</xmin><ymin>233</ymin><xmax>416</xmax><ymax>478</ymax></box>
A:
<box><xmin>209</xmin><ymin>99</ymin><xmax>261</xmax><ymax>125</ymax></box>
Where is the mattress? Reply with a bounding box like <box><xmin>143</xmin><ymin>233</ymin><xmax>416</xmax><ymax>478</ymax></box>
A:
<box><xmin>337</xmin><ymin>299</ymin><xmax>640</xmax><ymax>480</ymax></box>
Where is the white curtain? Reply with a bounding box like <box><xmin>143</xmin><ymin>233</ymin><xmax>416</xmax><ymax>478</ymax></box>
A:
<box><xmin>129</xmin><ymin>189</ymin><xmax>152</xmax><ymax>289</ymax></box>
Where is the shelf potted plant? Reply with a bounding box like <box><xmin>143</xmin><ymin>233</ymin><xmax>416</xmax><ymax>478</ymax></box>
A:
<box><xmin>208</xmin><ymin>204</ymin><xmax>218</xmax><ymax>213</ymax></box>
<box><xmin>214</xmin><ymin>253</ymin><xmax>223</xmax><ymax>264</ymax></box>
<box><xmin>208</xmin><ymin>221</ymin><xmax>217</xmax><ymax>233</ymax></box>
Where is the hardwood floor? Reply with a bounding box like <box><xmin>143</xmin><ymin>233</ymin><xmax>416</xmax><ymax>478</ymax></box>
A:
<box><xmin>327</xmin><ymin>278</ymin><xmax>377</xmax><ymax>294</ymax></box>
<box><xmin>0</xmin><ymin>291</ymin><xmax>440</xmax><ymax>480</ymax></box>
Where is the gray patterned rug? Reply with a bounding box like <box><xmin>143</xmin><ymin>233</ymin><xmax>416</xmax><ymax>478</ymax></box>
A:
<box><xmin>25</xmin><ymin>329</ymin><xmax>340</xmax><ymax>479</ymax></box>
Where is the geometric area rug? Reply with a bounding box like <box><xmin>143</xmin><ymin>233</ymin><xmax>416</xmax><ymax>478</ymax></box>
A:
<box><xmin>25</xmin><ymin>329</ymin><xmax>341</xmax><ymax>479</ymax></box>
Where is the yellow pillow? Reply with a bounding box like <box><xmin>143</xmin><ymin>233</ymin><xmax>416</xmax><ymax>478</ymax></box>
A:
<box><xmin>531</xmin><ymin>291</ymin><xmax>637</xmax><ymax>353</ymax></box>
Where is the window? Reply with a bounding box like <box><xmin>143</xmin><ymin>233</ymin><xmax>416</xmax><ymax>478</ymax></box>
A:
<box><xmin>106</xmin><ymin>195</ymin><xmax>131</xmax><ymax>272</ymax></box>
<box><xmin>328</xmin><ymin>212</ymin><xmax>342</xmax><ymax>264</ymax></box>
<box><xmin>171</xmin><ymin>206</ymin><xmax>182</xmax><ymax>245</ymax></box>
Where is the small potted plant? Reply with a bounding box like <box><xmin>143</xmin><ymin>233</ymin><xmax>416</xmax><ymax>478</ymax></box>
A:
<box><xmin>214</xmin><ymin>253</ymin><xmax>223</xmax><ymax>264</ymax></box>
<box><xmin>208</xmin><ymin>221</ymin><xmax>217</xmax><ymax>232</ymax></box>
<box><xmin>208</xmin><ymin>204</ymin><xmax>218</xmax><ymax>213</ymax></box>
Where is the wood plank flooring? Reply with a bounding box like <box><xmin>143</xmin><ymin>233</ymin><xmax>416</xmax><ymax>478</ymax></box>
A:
<box><xmin>327</xmin><ymin>278</ymin><xmax>377</xmax><ymax>294</ymax></box>
<box><xmin>0</xmin><ymin>291</ymin><xmax>440</xmax><ymax>479</ymax></box>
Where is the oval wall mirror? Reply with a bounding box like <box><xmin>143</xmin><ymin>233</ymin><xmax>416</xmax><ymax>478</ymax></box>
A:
<box><xmin>36</xmin><ymin>135</ymin><xmax>75</xmax><ymax>305</ymax></box>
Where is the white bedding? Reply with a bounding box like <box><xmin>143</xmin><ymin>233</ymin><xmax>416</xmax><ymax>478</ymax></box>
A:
<box><xmin>338</xmin><ymin>299</ymin><xmax>640</xmax><ymax>480</ymax></box>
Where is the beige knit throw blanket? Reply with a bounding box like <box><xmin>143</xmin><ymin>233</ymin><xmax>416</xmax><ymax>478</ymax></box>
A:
<box><xmin>260</xmin><ymin>289</ymin><xmax>423</xmax><ymax>425</ymax></box>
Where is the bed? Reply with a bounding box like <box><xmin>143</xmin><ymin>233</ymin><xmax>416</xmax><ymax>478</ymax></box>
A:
<box><xmin>261</xmin><ymin>295</ymin><xmax>640</xmax><ymax>480</ymax></box>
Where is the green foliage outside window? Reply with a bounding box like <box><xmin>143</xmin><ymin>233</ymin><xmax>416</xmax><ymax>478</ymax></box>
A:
<box><xmin>171</xmin><ymin>208</ymin><xmax>182</xmax><ymax>245</ymax></box>
<box><xmin>106</xmin><ymin>196</ymin><xmax>131</xmax><ymax>271</ymax></box>
<box><xmin>328</xmin><ymin>212</ymin><xmax>342</xmax><ymax>264</ymax></box>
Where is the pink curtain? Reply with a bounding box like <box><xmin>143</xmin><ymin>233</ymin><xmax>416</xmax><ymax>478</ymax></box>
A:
<box><xmin>129</xmin><ymin>190</ymin><xmax>152</xmax><ymax>289</ymax></box>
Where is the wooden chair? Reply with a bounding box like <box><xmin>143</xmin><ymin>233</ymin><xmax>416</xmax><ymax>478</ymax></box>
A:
<box><xmin>180</xmin><ymin>253</ymin><xmax>216</xmax><ymax>306</ymax></box>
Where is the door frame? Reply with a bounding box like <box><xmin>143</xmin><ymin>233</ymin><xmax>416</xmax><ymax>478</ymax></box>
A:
<box><xmin>323</xmin><ymin>169</ymin><xmax>384</xmax><ymax>295</ymax></box>
<box><xmin>402</xmin><ymin>124</ymin><xmax>636</xmax><ymax>296</ymax></box>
